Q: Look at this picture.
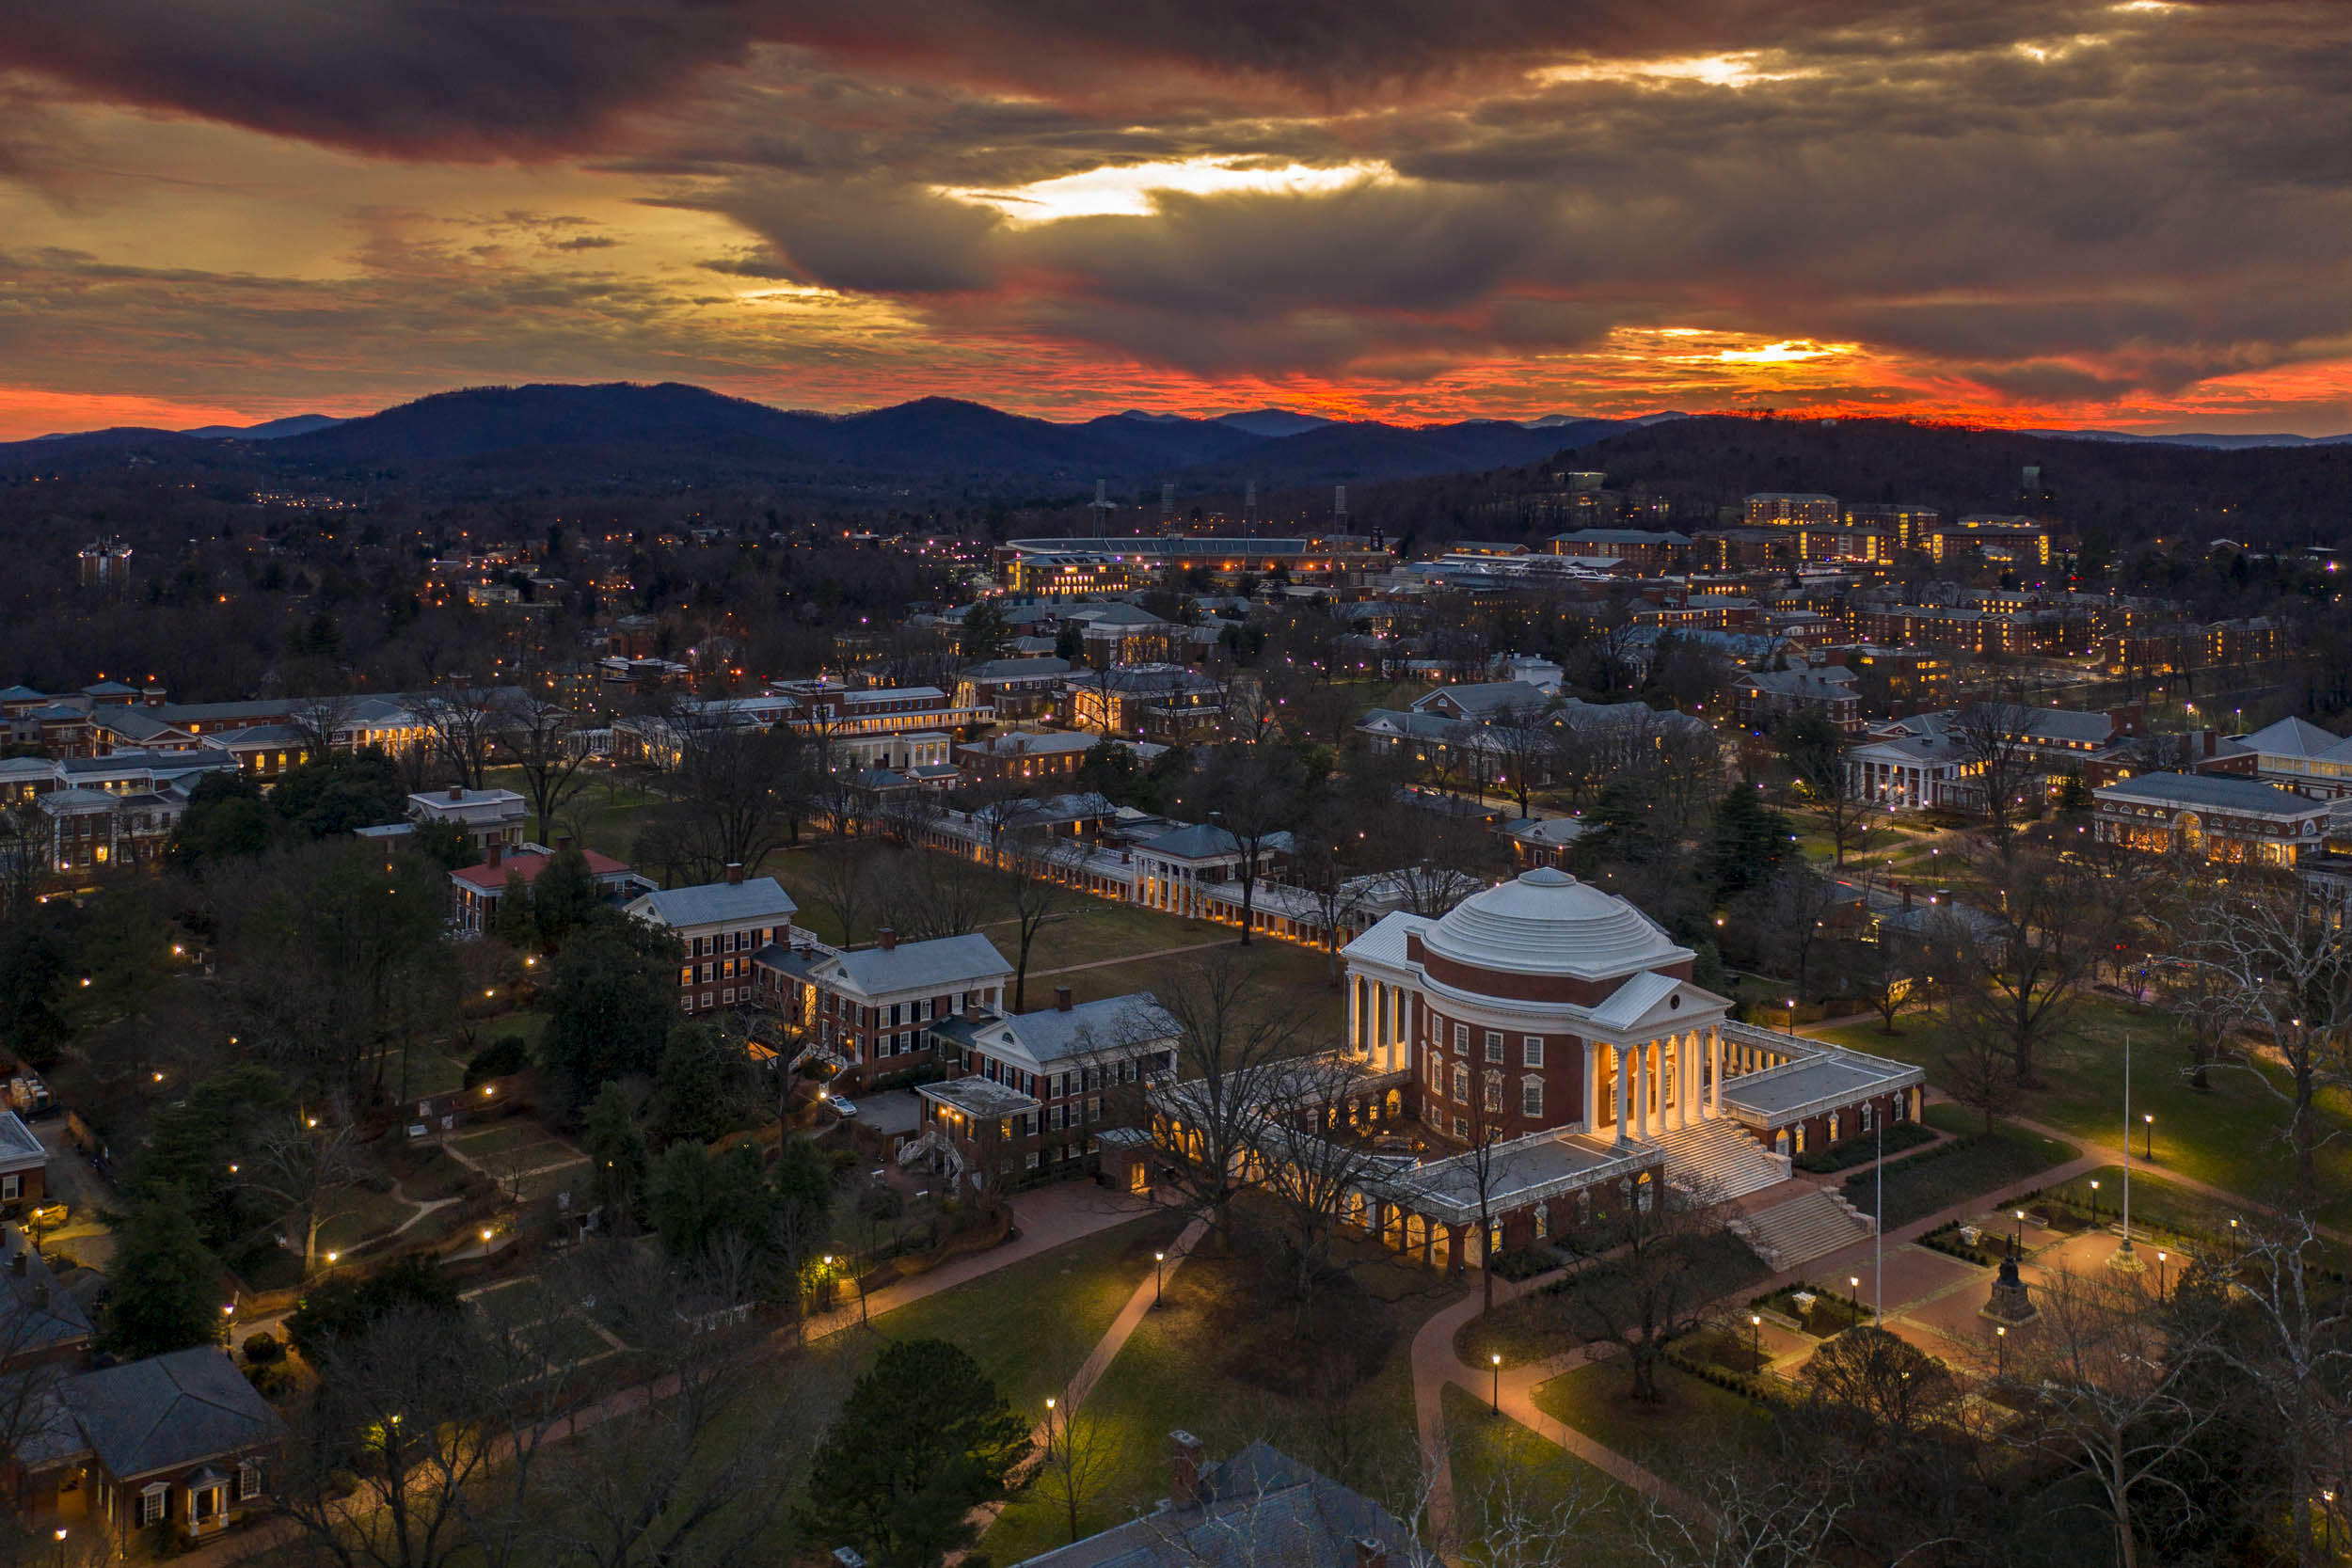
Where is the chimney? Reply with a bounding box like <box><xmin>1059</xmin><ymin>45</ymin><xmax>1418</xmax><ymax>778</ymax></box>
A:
<box><xmin>1901</xmin><ymin>881</ymin><xmax>1914</xmax><ymax>912</ymax></box>
<box><xmin>8</xmin><ymin>1253</ymin><xmax>24</xmax><ymax>1277</ymax></box>
<box><xmin>1355</xmin><ymin>1541</ymin><xmax>1389</xmax><ymax>1568</ymax></box>
<box><xmin>448</xmin><ymin>784</ymin><xmax>465</xmax><ymax>801</ymax></box>
<box><xmin>724</xmin><ymin>862</ymin><xmax>744</xmax><ymax>885</ymax></box>
<box><xmin>30</xmin><ymin>1284</ymin><xmax>46</xmax><ymax>1310</ymax></box>
<box><xmin>487</xmin><ymin>842</ymin><xmax>503</xmax><ymax>869</ymax></box>
<box><xmin>1169</xmin><ymin>1430</ymin><xmax>1204</xmax><ymax>1509</ymax></box>
<box><xmin>555</xmin><ymin>833</ymin><xmax>574</xmax><ymax>851</ymax></box>
<box><xmin>1055</xmin><ymin>986</ymin><xmax>1073</xmax><ymax>1012</ymax></box>
<box><xmin>878</xmin><ymin>927</ymin><xmax>898</xmax><ymax>952</ymax></box>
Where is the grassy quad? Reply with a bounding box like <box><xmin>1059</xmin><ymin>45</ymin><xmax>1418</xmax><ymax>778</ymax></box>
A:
<box><xmin>1528</xmin><ymin>1355</ymin><xmax>1775</xmax><ymax>1483</ymax></box>
<box><xmin>1818</xmin><ymin>995</ymin><xmax>2352</xmax><ymax>1226</ymax></box>
<box><xmin>1439</xmin><ymin>1384</ymin><xmax>1649</xmax><ymax>1566</ymax></box>
<box><xmin>978</xmin><ymin>1214</ymin><xmax>1445</xmax><ymax>1565</ymax></box>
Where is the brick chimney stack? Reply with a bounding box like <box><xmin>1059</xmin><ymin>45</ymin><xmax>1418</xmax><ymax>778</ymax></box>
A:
<box><xmin>1169</xmin><ymin>1430</ymin><xmax>1204</xmax><ymax>1508</ymax></box>
<box><xmin>488</xmin><ymin>843</ymin><xmax>503</xmax><ymax>869</ymax></box>
<box><xmin>448</xmin><ymin>784</ymin><xmax>464</xmax><ymax>801</ymax></box>
<box><xmin>724</xmin><ymin>862</ymin><xmax>744</xmax><ymax>885</ymax></box>
<box><xmin>1056</xmin><ymin>986</ymin><xmax>1073</xmax><ymax>1011</ymax></box>
<box><xmin>1355</xmin><ymin>1541</ymin><xmax>1389</xmax><ymax>1568</ymax></box>
<box><xmin>879</xmin><ymin>927</ymin><xmax>898</xmax><ymax>951</ymax></box>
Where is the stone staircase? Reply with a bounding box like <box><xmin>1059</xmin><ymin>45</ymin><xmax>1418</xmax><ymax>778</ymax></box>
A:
<box><xmin>1650</xmin><ymin>1117</ymin><xmax>1789</xmax><ymax>1202</ymax></box>
<box><xmin>1730</xmin><ymin>1187</ymin><xmax>1874</xmax><ymax>1272</ymax></box>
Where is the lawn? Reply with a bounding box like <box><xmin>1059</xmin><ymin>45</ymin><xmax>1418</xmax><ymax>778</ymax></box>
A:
<box><xmin>1022</xmin><ymin>899</ymin><xmax>1224</xmax><ymax>974</ymax></box>
<box><xmin>1439</xmin><ymin>1384</ymin><xmax>1650</xmax><ymax>1566</ymax></box>
<box><xmin>1457</xmin><ymin>1231</ymin><xmax>1770</xmax><ymax>1370</ymax></box>
<box><xmin>1843</xmin><ymin>1112</ymin><xmax>2075</xmax><ymax>1229</ymax></box>
<box><xmin>1530</xmin><ymin>1355</ymin><xmax>1774</xmax><ymax>1483</ymax></box>
<box><xmin>2034</xmin><ymin>1164</ymin><xmax>2326</xmax><ymax>1260</ymax></box>
<box><xmin>449</xmin><ymin>1120</ymin><xmax>572</xmax><ymax>1160</ymax></box>
<box><xmin>1820</xmin><ymin>995</ymin><xmax>2352</xmax><ymax>1224</ymax></box>
<box><xmin>319</xmin><ymin>1187</ymin><xmax>426</xmax><ymax>1253</ymax></box>
<box><xmin>980</xmin><ymin>1213</ymin><xmax>1446</xmax><ymax>1565</ymax></box>
<box><xmin>1061</xmin><ymin>938</ymin><xmax>1347</xmax><ymax>1044</ymax></box>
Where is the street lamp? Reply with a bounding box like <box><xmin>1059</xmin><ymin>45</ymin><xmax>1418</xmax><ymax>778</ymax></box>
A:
<box><xmin>1750</xmin><ymin>1314</ymin><xmax>1763</xmax><ymax>1372</ymax></box>
<box><xmin>2142</xmin><ymin>1113</ymin><xmax>2154</xmax><ymax>1161</ymax></box>
<box><xmin>2156</xmin><ymin>1251</ymin><xmax>2168</xmax><ymax>1299</ymax></box>
<box><xmin>2229</xmin><ymin>1217</ymin><xmax>2239</xmax><ymax>1261</ymax></box>
<box><xmin>2088</xmin><ymin>1180</ymin><xmax>2100</xmax><ymax>1229</ymax></box>
<box><xmin>1995</xmin><ymin>1323</ymin><xmax>2007</xmax><ymax>1378</ymax></box>
<box><xmin>2013</xmin><ymin>1210</ymin><xmax>2026</xmax><ymax>1250</ymax></box>
<box><xmin>1849</xmin><ymin>1275</ymin><xmax>1861</xmax><ymax>1323</ymax></box>
<box><xmin>1784</xmin><ymin>999</ymin><xmax>1798</xmax><ymax>1037</ymax></box>
<box><xmin>1153</xmin><ymin>1251</ymin><xmax>1165</xmax><ymax>1306</ymax></box>
<box><xmin>1490</xmin><ymin>1353</ymin><xmax>1502</xmax><ymax>1414</ymax></box>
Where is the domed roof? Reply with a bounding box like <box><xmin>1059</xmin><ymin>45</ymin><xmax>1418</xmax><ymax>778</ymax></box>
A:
<box><xmin>1422</xmin><ymin>866</ymin><xmax>1690</xmax><ymax>980</ymax></box>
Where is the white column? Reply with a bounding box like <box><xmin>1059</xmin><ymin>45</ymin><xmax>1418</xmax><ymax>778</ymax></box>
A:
<box><xmin>1613</xmin><ymin>1044</ymin><xmax>1630</xmax><ymax>1146</ymax></box>
<box><xmin>1583</xmin><ymin>1042</ymin><xmax>1598</xmax><ymax>1135</ymax></box>
<box><xmin>1349</xmin><ymin>978</ymin><xmax>1363</xmax><ymax>1054</ymax></box>
<box><xmin>1708</xmin><ymin>1027</ymin><xmax>1723</xmax><ymax>1115</ymax></box>
<box><xmin>1633</xmin><ymin>1042</ymin><xmax>1649</xmax><ymax>1140</ymax></box>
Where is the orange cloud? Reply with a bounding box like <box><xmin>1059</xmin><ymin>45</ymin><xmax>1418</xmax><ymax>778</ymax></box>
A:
<box><xmin>0</xmin><ymin>387</ymin><xmax>264</xmax><ymax>443</ymax></box>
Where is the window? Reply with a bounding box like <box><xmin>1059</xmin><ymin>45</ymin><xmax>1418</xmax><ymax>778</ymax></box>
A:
<box><xmin>1452</xmin><ymin>1022</ymin><xmax>1469</xmax><ymax>1052</ymax></box>
<box><xmin>1426</xmin><ymin>1055</ymin><xmax>1443</xmax><ymax>1090</ymax></box>
<box><xmin>141</xmin><ymin>1483</ymin><xmax>168</xmax><ymax>1526</ymax></box>
<box><xmin>721</xmin><ymin>987</ymin><xmax>736</xmax><ymax>1006</ymax></box>
<box><xmin>1485</xmin><ymin>1031</ymin><xmax>1503</xmax><ymax>1064</ymax></box>
<box><xmin>1452</xmin><ymin>1064</ymin><xmax>1469</xmax><ymax>1102</ymax></box>
<box><xmin>1452</xmin><ymin>1115</ymin><xmax>1468</xmax><ymax>1139</ymax></box>
<box><xmin>1522</xmin><ymin>1036</ymin><xmax>1544</xmax><ymax>1068</ymax></box>
<box><xmin>1522</xmin><ymin>1078</ymin><xmax>1544</xmax><ymax>1118</ymax></box>
<box><xmin>1482</xmin><ymin>1074</ymin><xmax>1502</xmax><ymax>1113</ymax></box>
<box><xmin>238</xmin><ymin>1460</ymin><xmax>262</xmax><ymax>1500</ymax></box>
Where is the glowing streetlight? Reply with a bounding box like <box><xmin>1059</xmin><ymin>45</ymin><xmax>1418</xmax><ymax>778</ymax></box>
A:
<box><xmin>1152</xmin><ymin>1251</ymin><xmax>1166</xmax><ymax>1306</ymax></box>
<box><xmin>1490</xmin><ymin>1353</ymin><xmax>1502</xmax><ymax>1413</ymax></box>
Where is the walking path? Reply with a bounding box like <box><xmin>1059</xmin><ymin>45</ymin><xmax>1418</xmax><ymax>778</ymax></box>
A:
<box><xmin>952</xmin><ymin>1214</ymin><xmax>1211</xmax><ymax>1562</ymax></box>
<box><xmin>795</xmin><ymin>1183</ymin><xmax>1166</xmax><ymax>1345</ymax></box>
<box><xmin>1029</xmin><ymin>937</ymin><xmax>1236</xmax><ymax>980</ymax></box>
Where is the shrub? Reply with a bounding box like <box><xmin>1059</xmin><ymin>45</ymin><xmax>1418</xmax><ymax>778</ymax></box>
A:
<box><xmin>242</xmin><ymin>1331</ymin><xmax>283</xmax><ymax>1365</ymax></box>
<box><xmin>464</xmin><ymin>1035</ymin><xmax>532</xmax><ymax>1088</ymax></box>
<box><xmin>1794</xmin><ymin>1120</ymin><xmax>1936</xmax><ymax>1174</ymax></box>
<box><xmin>1487</xmin><ymin>1245</ymin><xmax>1561</xmax><ymax>1282</ymax></box>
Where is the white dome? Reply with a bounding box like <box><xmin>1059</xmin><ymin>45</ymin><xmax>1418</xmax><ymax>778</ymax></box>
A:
<box><xmin>1422</xmin><ymin>866</ymin><xmax>1690</xmax><ymax>979</ymax></box>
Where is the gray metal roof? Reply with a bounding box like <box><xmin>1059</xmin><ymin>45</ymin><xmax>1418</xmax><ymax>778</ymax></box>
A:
<box><xmin>628</xmin><ymin>876</ymin><xmax>799</xmax><ymax>929</ymax></box>
<box><xmin>61</xmin><ymin>1348</ymin><xmax>286</xmax><ymax>1481</ymax></box>
<box><xmin>946</xmin><ymin>994</ymin><xmax>1178</xmax><ymax>1067</ymax></box>
<box><xmin>1017</xmin><ymin>1441</ymin><xmax>1427</xmax><ymax>1568</ymax></box>
<box><xmin>0</xmin><ymin>1113</ymin><xmax>43</xmax><ymax>1164</ymax></box>
<box><xmin>2094</xmin><ymin>770</ymin><xmax>2329</xmax><ymax>816</ymax></box>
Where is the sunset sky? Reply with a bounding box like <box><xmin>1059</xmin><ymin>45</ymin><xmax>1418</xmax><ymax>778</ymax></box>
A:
<box><xmin>4</xmin><ymin>1</ymin><xmax>2350</xmax><ymax>441</ymax></box>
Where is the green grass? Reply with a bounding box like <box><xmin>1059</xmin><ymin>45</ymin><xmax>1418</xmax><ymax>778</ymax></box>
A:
<box><xmin>1023</xmin><ymin>900</ymin><xmax>1224</xmax><ymax>974</ymax></box>
<box><xmin>1529</xmin><ymin>1356</ymin><xmax>1773</xmax><ymax>1482</ymax></box>
<box><xmin>449</xmin><ymin>1120</ymin><xmax>573</xmax><ymax>1159</ymax></box>
<box><xmin>319</xmin><ymin>1187</ymin><xmax>424</xmax><ymax>1252</ymax></box>
<box><xmin>1457</xmin><ymin>1231</ymin><xmax>1769</xmax><ymax>1370</ymax></box>
<box><xmin>980</xmin><ymin>1216</ymin><xmax>1444</xmax><ymax>1565</ymax></box>
<box><xmin>1844</xmin><ymin>1117</ymin><xmax>2075</xmax><ymax>1229</ymax></box>
<box><xmin>1061</xmin><ymin>939</ymin><xmax>1346</xmax><ymax>1042</ymax></box>
<box><xmin>2035</xmin><ymin>1164</ymin><xmax>2311</xmax><ymax>1259</ymax></box>
<box><xmin>1439</xmin><ymin>1384</ymin><xmax>1648</xmax><ymax>1566</ymax></box>
<box><xmin>1820</xmin><ymin>995</ymin><xmax>2352</xmax><ymax>1224</ymax></box>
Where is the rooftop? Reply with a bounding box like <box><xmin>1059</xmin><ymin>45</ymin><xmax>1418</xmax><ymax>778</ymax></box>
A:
<box><xmin>60</xmin><ymin>1347</ymin><xmax>287</xmax><ymax>1481</ymax></box>
<box><xmin>938</xmin><ymin>993</ymin><xmax>1179</xmax><ymax>1067</ymax></box>
<box><xmin>627</xmin><ymin>876</ymin><xmax>799</xmax><ymax>929</ymax></box>
<box><xmin>1422</xmin><ymin>867</ymin><xmax>1691</xmax><ymax>981</ymax></box>
<box><xmin>2094</xmin><ymin>770</ymin><xmax>2333</xmax><ymax>816</ymax></box>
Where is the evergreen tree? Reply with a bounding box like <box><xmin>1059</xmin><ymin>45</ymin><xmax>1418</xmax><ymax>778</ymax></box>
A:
<box><xmin>270</xmin><ymin>750</ymin><xmax>406</xmax><ymax>838</ymax></box>
<box><xmin>102</xmin><ymin>1188</ymin><xmax>227</xmax><ymax>1359</ymax></box>
<box><xmin>582</xmin><ymin>1082</ymin><xmax>649</xmax><ymax>1229</ymax></box>
<box><xmin>539</xmin><ymin>910</ymin><xmax>680</xmax><ymax>1115</ymax></box>
<box><xmin>168</xmin><ymin>773</ymin><xmax>276</xmax><ymax>872</ymax></box>
<box><xmin>531</xmin><ymin>846</ymin><xmax>603</xmax><ymax>949</ymax></box>
<box><xmin>799</xmin><ymin>1338</ymin><xmax>1032</xmax><ymax>1568</ymax></box>
<box><xmin>493</xmin><ymin>870</ymin><xmax>536</xmax><ymax>949</ymax></box>
<box><xmin>646</xmin><ymin>1140</ymin><xmax>779</xmax><ymax>1263</ymax></box>
<box><xmin>1704</xmin><ymin>784</ymin><xmax>1793</xmax><ymax>898</ymax></box>
<box><xmin>652</xmin><ymin>1022</ymin><xmax>737</xmax><ymax>1146</ymax></box>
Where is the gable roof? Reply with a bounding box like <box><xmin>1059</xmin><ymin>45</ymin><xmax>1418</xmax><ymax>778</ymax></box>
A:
<box><xmin>450</xmin><ymin>848</ymin><xmax>632</xmax><ymax>893</ymax></box>
<box><xmin>61</xmin><ymin>1348</ymin><xmax>286</xmax><ymax>1481</ymax></box>
<box><xmin>1409</xmin><ymin>681</ymin><xmax>1549</xmax><ymax>719</ymax></box>
<box><xmin>627</xmin><ymin>877</ymin><xmax>798</xmax><ymax>929</ymax></box>
<box><xmin>763</xmin><ymin>932</ymin><xmax>1012</xmax><ymax>997</ymax></box>
<box><xmin>2094</xmin><ymin>770</ymin><xmax>2332</xmax><ymax>816</ymax></box>
<box><xmin>943</xmin><ymin>993</ymin><xmax>1179</xmax><ymax>1067</ymax></box>
<box><xmin>2238</xmin><ymin>716</ymin><xmax>2346</xmax><ymax>758</ymax></box>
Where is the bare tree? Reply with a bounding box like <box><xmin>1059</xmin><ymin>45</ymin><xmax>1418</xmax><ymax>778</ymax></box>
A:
<box><xmin>1932</xmin><ymin>847</ymin><xmax>2114</xmax><ymax>1086</ymax></box>
<box><xmin>1251</xmin><ymin>1054</ymin><xmax>1394</xmax><ymax>1307</ymax></box>
<box><xmin>642</xmin><ymin>716</ymin><xmax>802</xmax><ymax>884</ymax></box>
<box><xmin>2014</xmin><ymin>1265</ymin><xmax>2223</xmax><ymax>1568</ymax></box>
<box><xmin>289</xmin><ymin>689</ymin><xmax>361</xmax><ymax>760</ymax></box>
<box><xmin>500</xmin><ymin>693</ymin><xmax>591</xmax><ymax>844</ymax></box>
<box><xmin>1947</xmin><ymin>702</ymin><xmax>2042</xmax><ymax>852</ymax></box>
<box><xmin>1778</xmin><ymin>710</ymin><xmax>1873</xmax><ymax>867</ymax></box>
<box><xmin>1034</xmin><ymin>1393</ymin><xmax>1121</xmax><ymax>1546</ymax></box>
<box><xmin>1938</xmin><ymin>1018</ymin><xmax>2020</xmax><ymax>1135</ymax></box>
<box><xmin>2166</xmin><ymin>870</ymin><xmax>2352</xmax><ymax>1211</ymax></box>
<box><xmin>1481</xmin><ymin>702</ymin><xmax>1560</xmax><ymax>818</ymax></box>
<box><xmin>1002</xmin><ymin>826</ymin><xmax>1082</xmax><ymax>1013</ymax></box>
<box><xmin>1548</xmin><ymin>1176</ymin><xmax>1731</xmax><ymax>1403</ymax></box>
<box><xmin>1186</xmin><ymin>742</ymin><xmax>1308</xmax><ymax>945</ymax></box>
<box><xmin>2217</xmin><ymin>1216</ymin><xmax>2352</xmax><ymax>1568</ymax></box>
<box><xmin>239</xmin><ymin>1101</ymin><xmax>369</xmax><ymax>1277</ymax></box>
<box><xmin>1147</xmin><ymin>955</ymin><xmax>1304</xmax><ymax>1253</ymax></box>
<box><xmin>804</xmin><ymin>840</ymin><xmax>878</xmax><ymax>948</ymax></box>
<box><xmin>414</xmin><ymin>685</ymin><xmax>506</xmax><ymax>789</ymax></box>
<box><xmin>1748</xmin><ymin>861</ymin><xmax>1838</xmax><ymax>1005</ymax></box>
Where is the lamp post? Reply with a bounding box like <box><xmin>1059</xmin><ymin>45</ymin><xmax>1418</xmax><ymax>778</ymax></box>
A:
<box><xmin>2142</xmin><ymin>1113</ymin><xmax>2154</xmax><ymax>1162</ymax></box>
<box><xmin>2087</xmin><ymin>1179</ymin><xmax>2099</xmax><ymax>1228</ymax></box>
<box><xmin>2013</xmin><ymin>1210</ymin><xmax>2026</xmax><ymax>1251</ymax></box>
<box><xmin>1850</xmin><ymin>1275</ymin><xmax>1862</xmax><ymax>1325</ymax></box>
<box><xmin>1489</xmin><ymin>1353</ymin><xmax>1502</xmax><ymax>1414</ymax></box>
<box><xmin>2229</xmin><ymin>1217</ymin><xmax>2239</xmax><ymax>1261</ymax></box>
<box><xmin>1784</xmin><ymin>999</ymin><xmax>1798</xmax><ymax>1037</ymax></box>
<box><xmin>1750</xmin><ymin>1313</ymin><xmax>1763</xmax><ymax>1372</ymax></box>
<box><xmin>2156</xmin><ymin>1251</ymin><xmax>2168</xmax><ymax>1299</ymax></box>
<box><xmin>1995</xmin><ymin>1323</ymin><xmax>2007</xmax><ymax>1379</ymax></box>
<box><xmin>1152</xmin><ymin>1251</ymin><xmax>1165</xmax><ymax>1307</ymax></box>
